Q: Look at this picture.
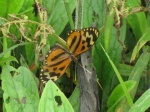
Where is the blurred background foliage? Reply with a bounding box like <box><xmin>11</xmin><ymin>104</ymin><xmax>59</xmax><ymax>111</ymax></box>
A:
<box><xmin>0</xmin><ymin>0</ymin><xmax>150</xmax><ymax>112</ymax></box>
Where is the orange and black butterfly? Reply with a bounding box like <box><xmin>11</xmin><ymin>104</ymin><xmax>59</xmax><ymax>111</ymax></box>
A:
<box><xmin>40</xmin><ymin>27</ymin><xmax>99</xmax><ymax>83</ymax></box>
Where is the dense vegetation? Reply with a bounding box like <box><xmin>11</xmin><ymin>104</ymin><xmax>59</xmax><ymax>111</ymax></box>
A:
<box><xmin>0</xmin><ymin>0</ymin><xmax>150</xmax><ymax>112</ymax></box>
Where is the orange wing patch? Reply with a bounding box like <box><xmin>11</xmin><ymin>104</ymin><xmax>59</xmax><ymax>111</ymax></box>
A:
<box><xmin>67</xmin><ymin>27</ymin><xmax>99</xmax><ymax>56</ymax></box>
<box><xmin>40</xmin><ymin>27</ymin><xmax>99</xmax><ymax>83</ymax></box>
<box><xmin>40</xmin><ymin>44</ymin><xmax>73</xmax><ymax>83</ymax></box>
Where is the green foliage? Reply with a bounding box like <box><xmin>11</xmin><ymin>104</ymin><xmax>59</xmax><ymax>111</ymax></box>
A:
<box><xmin>1</xmin><ymin>66</ymin><xmax>39</xmax><ymax>112</ymax></box>
<box><xmin>131</xmin><ymin>28</ymin><xmax>150</xmax><ymax>61</ymax></box>
<box><xmin>43</xmin><ymin>0</ymin><xmax>76</xmax><ymax>34</ymax></box>
<box><xmin>126</xmin><ymin>0</ymin><xmax>147</xmax><ymax>39</ymax></box>
<box><xmin>69</xmin><ymin>87</ymin><xmax>80</xmax><ymax>112</ymax></box>
<box><xmin>129</xmin><ymin>88</ymin><xmax>150</xmax><ymax>112</ymax></box>
<box><xmin>39</xmin><ymin>80</ymin><xmax>74</xmax><ymax>112</ymax></box>
<box><xmin>0</xmin><ymin>0</ymin><xmax>150</xmax><ymax>112</ymax></box>
<box><xmin>0</xmin><ymin>0</ymin><xmax>24</xmax><ymax>17</ymax></box>
<box><xmin>107</xmin><ymin>81</ymin><xmax>136</xmax><ymax>112</ymax></box>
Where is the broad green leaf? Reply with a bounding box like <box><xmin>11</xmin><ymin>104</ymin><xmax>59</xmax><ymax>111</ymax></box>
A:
<box><xmin>107</xmin><ymin>81</ymin><xmax>136</xmax><ymax>112</ymax></box>
<box><xmin>19</xmin><ymin>0</ymin><xmax>37</xmax><ymax>22</ymax></box>
<box><xmin>147</xmin><ymin>5</ymin><xmax>150</xmax><ymax>28</ymax></box>
<box><xmin>93</xmin><ymin>17</ymin><xmax>126</xmax><ymax>112</ymax></box>
<box><xmin>69</xmin><ymin>87</ymin><xmax>80</xmax><ymax>112</ymax></box>
<box><xmin>1</xmin><ymin>65</ymin><xmax>39</xmax><ymax>112</ymax></box>
<box><xmin>0</xmin><ymin>0</ymin><xmax>24</xmax><ymax>17</ymax></box>
<box><xmin>43</xmin><ymin>0</ymin><xmax>76</xmax><ymax>35</ymax></box>
<box><xmin>114</xmin><ymin>53</ymin><xmax>150</xmax><ymax>112</ymax></box>
<box><xmin>129</xmin><ymin>52</ymin><xmax>150</xmax><ymax>82</ymax></box>
<box><xmin>129</xmin><ymin>89</ymin><xmax>150</xmax><ymax>112</ymax></box>
<box><xmin>82</xmin><ymin>0</ymin><xmax>105</xmax><ymax>28</ymax></box>
<box><xmin>95</xmin><ymin>18</ymin><xmax>126</xmax><ymax>88</ymax></box>
<box><xmin>126</xmin><ymin>0</ymin><xmax>147</xmax><ymax>39</ymax></box>
<box><xmin>128</xmin><ymin>52</ymin><xmax>150</xmax><ymax>97</ymax></box>
<box><xmin>19</xmin><ymin>55</ymin><xmax>39</xmax><ymax>85</ymax></box>
<box><xmin>130</xmin><ymin>28</ymin><xmax>150</xmax><ymax>62</ymax></box>
<box><xmin>19</xmin><ymin>0</ymin><xmax>34</xmax><ymax>13</ymax></box>
<box><xmin>25</xmin><ymin>43</ymin><xmax>34</xmax><ymax>65</ymax></box>
<box><xmin>103</xmin><ymin>13</ymin><xmax>114</xmax><ymax>52</ymax></box>
<box><xmin>100</xmin><ymin>42</ymin><xmax>133</xmax><ymax>110</ymax></box>
<box><xmin>118</xmin><ymin>64</ymin><xmax>133</xmax><ymax>76</ymax></box>
<box><xmin>0</xmin><ymin>56</ymin><xmax>18</xmax><ymax>65</ymax></box>
<box><xmin>0</xmin><ymin>87</ymin><xmax>3</xmax><ymax>98</ymax></box>
<box><xmin>39</xmin><ymin>80</ymin><xmax>74</xmax><ymax>112</ymax></box>
<box><xmin>0</xmin><ymin>42</ymin><xmax>30</xmax><ymax>58</ymax></box>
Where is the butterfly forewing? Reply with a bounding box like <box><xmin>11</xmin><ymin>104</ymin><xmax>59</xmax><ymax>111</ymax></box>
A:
<box><xmin>40</xmin><ymin>44</ymin><xmax>72</xmax><ymax>83</ymax></box>
<box><xmin>40</xmin><ymin>27</ymin><xmax>99</xmax><ymax>83</ymax></box>
<box><xmin>67</xmin><ymin>27</ymin><xmax>99</xmax><ymax>56</ymax></box>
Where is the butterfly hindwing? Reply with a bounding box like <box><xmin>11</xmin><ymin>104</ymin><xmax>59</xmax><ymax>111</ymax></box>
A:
<box><xmin>40</xmin><ymin>44</ymin><xmax>72</xmax><ymax>83</ymax></box>
<box><xmin>67</xmin><ymin>27</ymin><xmax>99</xmax><ymax>56</ymax></box>
<box><xmin>40</xmin><ymin>27</ymin><xmax>99</xmax><ymax>83</ymax></box>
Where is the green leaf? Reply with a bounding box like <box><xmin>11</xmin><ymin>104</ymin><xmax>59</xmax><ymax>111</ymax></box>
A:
<box><xmin>39</xmin><ymin>80</ymin><xmax>74</xmax><ymax>112</ymax></box>
<box><xmin>19</xmin><ymin>0</ymin><xmax>34</xmax><ymax>13</ymax></box>
<box><xmin>129</xmin><ymin>89</ymin><xmax>150</xmax><ymax>112</ymax></box>
<box><xmin>0</xmin><ymin>0</ymin><xmax>24</xmax><ymax>17</ymax></box>
<box><xmin>0</xmin><ymin>87</ymin><xmax>3</xmax><ymax>98</ymax></box>
<box><xmin>43</xmin><ymin>0</ymin><xmax>76</xmax><ymax>35</ymax></box>
<box><xmin>126</xmin><ymin>0</ymin><xmax>147</xmax><ymax>39</ymax></box>
<box><xmin>82</xmin><ymin>0</ymin><xmax>105</xmax><ymax>28</ymax></box>
<box><xmin>0</xmin><ymin>42</ymin><xmax>30</xmax><ymax>58</ymax></box>
<box><xmin>25</xmin><ymin>43</ymin><xmax>34</xmax><ymax>65</ymax></box>
<box><xmin>118</xmin><ymin>64</ymin><xmax>133</xmax><ymax>76</ymax></box>
<box><xmin>1</xmin><ymin>65</ymin><xmax>39</xmax><ymax>112</ymax></box>
<box><xmin>114</xmin><ymin>52</ymin><xmax>150</xmax><ymax>111</ymax></box>
<box><xmin>69</xmin><ymin>87</ymin><xmax>80</xmax><ymax>112</ymax></box>
<box><xmin>100</xmin><ymin>43</ymin><xmax>133</xmax><ymax>107</ymax></box>
<box><xmin>130</xmin><ymin>28</ymin><xmax>150</xmax><ymax>62</ymax></box>
<box><xmin>93</xmin><ymin>18</ymin><xmax>126</xmax><ymax>111</ymax></box>
<box><xmin>129</xmin><ymin>52</ymin><xmax>150</xmax><ymax>82</ymax></box>
<box><xmin>107</xmin><ymin>81</ymin><xmax>136</xmax><ymax>111</ymax></box>
<box><xmin>0</xmin><ymin>56</ymin><xmax>18</xmax><ymax>65</ymax></box>
<box><xmin>103</xmin><ymin>13</ymin><xmax>114</xmax><ymax>52</ymax></box>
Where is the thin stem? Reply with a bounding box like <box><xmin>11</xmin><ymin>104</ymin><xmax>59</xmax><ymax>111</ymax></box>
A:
<box><xmin>75</xmin><ymin>0</ymin><xmax>83</xmax><ymax>29</ymax></box>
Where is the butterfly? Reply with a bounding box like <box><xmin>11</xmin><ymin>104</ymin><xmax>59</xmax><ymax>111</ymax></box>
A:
<box><xmin>40</xmin><ymin>27</ymin><xmax>99</xmax><ymax>83</ymax></box>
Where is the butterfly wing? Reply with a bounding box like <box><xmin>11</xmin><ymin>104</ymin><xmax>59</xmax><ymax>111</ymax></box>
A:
<box><xmin>66</xmin><ymin>27</ymin><xmax>99</xmax><ymax>56</ymax></box>
<box><xmin>40</xmin><ymin>44</ymin><xmax>72</xmax><ymax>83</ymax></box>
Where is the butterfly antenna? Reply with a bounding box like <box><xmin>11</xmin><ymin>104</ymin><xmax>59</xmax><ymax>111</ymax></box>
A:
<box><xmin>75</xmin><ymin>61</ymin><xmax>92</xmax><ymax>74</ymax></box>
<box><xmin>97</xmin><ymin>79</ymin><xmax>103</xmax><ymax>90</ymax></box>
<box><xmin>72</xmin><ymin>55</ymin><xmax>91</xmax><ymax>74</ymax></box>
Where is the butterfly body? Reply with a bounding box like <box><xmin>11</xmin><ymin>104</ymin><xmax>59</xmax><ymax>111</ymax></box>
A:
<box><xmin>40</xmin><ymin>27</ymin><xmax>99</xmax><ymax>83</ymax></box>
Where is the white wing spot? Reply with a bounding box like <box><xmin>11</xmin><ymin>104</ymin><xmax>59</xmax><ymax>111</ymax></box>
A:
<box><xmin>96</xmin><ymin>32</ymin><xmax>98</xmax><ymax>36</ymax></box>
<box><xmin>86</xmin><ymin>32</ymin><xmax>94</xmax><ymax>45</ymax></box>
<box><xmin>46</xmin><ymin>55</ymin><xmax>48</xmax><ymax>58</ymax></box>
<box><xmin>50</xmin><ymin>76</ymin><xmax>58</xmax><ymax>81</ymax></box>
